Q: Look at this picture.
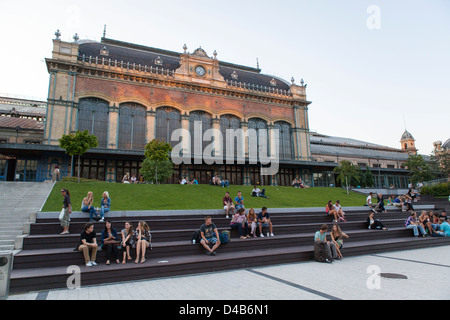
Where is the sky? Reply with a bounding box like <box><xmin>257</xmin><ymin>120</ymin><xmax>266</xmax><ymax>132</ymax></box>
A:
<box><xmin>0</xmin><ymin>0</ymin><xmax>449</xmax><ymax>155</ymax></box>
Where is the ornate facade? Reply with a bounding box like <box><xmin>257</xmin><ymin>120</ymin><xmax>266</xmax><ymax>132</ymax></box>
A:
<box><xmin>0</xmin><ymin>35</ymin><xmax>420</xmax><ymax>187</ymax></box>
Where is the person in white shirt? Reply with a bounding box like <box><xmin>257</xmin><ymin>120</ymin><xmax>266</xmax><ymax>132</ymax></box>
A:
<box><xmin>366</xmin><ymin>192</ymin><xmax>380</xmax><ymax>213</ymax></box>
<box><xmin>333</xmin><ymin>200</ymin><xmax>346</xmax><ymax>222</ymax></box>
<box><xmin>251</xmin><ymin>186</ymin><xmax>269</xmax><ymax>199</ymax></box>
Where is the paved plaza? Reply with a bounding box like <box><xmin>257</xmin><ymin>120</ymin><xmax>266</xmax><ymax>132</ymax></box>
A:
<box><xmin>7</xmin><ymin>246</ymin><xmax>449</xmax><ymax>301</ymax></box>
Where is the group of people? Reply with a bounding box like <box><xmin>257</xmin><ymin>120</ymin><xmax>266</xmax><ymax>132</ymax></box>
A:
<box><xmin>404</xmin><ymin>210</ymin><xmax>449</xmax><ymax>238</ymax></box>
<box><xmin>222</xmin><ymin>188</ymin><xmax>269</xmax><ymax>219</ymax></box>
<box><xmin>179</xmin><ymin>177</ymin><xmax>199</xmax><ymax>185</ymax></box>
<box><xmin>199</xmin><ymin>206</ymin><xmax>275</xmax><ymax>256</ymax></box>
<box><xmin>211</xmin><ymin>175</ymin><xmax>230</xmax><ymax>188</ymax></box>
<box><xmin>59</xmin><ymin>189</ymin><xmax>111</xmax><ymax>235</ymax></box>
<box><xmin>325</xmin><ymin>200</ymin><xmax>346</xmax><ymax>222</ymax></box>
<box><xmin>76</xmin><ymin>220</ymin><xmax>152</xmax><ymax>267</ymax></box>
<box><xmin>292</xmin><ymin>178</ymin><xmax>310</xmax><ymax>189</ymax></box>
<box><xmin>81</xmin><ymin>191</ymin><xmax>112</xmax><ymax>222</ymax></box>
<box><xmin>121</xmin><ymin>172</ymin><xmax>145</xmax><ymax>184</ymax></box>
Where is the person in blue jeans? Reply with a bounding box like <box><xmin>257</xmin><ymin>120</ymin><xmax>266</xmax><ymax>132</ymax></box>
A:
<box><xmin>404</xmin><ymin>211</ymin><xmax>426</xmax><ymax>237</ymax></box>
<box><xmin>81</xmin><ymin>191</ymin><xmax>98</xmax><ymax>221</ymax></box>
<box><xmin>235</xmin><ymin>191</ymin><xmax>244</xmax><ymax>210</ymax></box>
<box><xmin>100</xmin><ymin>191</ymin><xmax>111</xmax><ymax>222</ymax></box>
<box><xmin>432</xmin><ymin>216</ymin><xmax>450</xmax><ymax>237</ymax></box>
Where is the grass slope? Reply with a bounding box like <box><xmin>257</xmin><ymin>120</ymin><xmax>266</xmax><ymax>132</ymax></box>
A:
<box><xmin>42</xmin><ymin>182</ymin><xmax>367</xmax><ymax>212</ymax></box>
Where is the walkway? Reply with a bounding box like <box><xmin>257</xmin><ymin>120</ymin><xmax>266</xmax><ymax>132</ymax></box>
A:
<box><xmin>7</xmin><ymin>246</ymin><xmax>449</xmax><ymax>300</ymax></box>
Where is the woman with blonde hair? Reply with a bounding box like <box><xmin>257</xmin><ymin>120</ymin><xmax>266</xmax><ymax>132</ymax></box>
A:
<box><xmin>134</xmin><ymin>221</ymin><xmax>151</xmax><ymax>264</ymax></box>
<box><xmin>99</xmin><ymin>191</ymin><xmax>111</xmax><ymax>222</ymax></box>
<box><xmin>81</xmin><ymin>191</ymin><xmax>97</xmax><ymax>221</ymax></box>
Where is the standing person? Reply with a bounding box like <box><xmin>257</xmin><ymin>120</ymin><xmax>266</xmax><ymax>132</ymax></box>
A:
<box><xmin>235</xmin><ymin>191</ymin><xmax>245</xmax><ymax>211</ymax></box>
<box><xmin>99</xmin><ymin>191</ymin><xmax>111</xmax><ymax>222</ymax></box>
<box><xmin>81</xmin><ymin>191</ymin><xmax>98</xmax><ymax>222</ymax></box>
<box><xmin>366</xmin><ymin>211</ymin><xmax>387</xmax><ymax>230</ymax></box>
<box><xmin>199</xmin><ymin>216</ymin><xmax>221</xmax><ymax>256</ymax></box>
<box><xmin>330</xmin><ymin>224</ymin><xmax>349</xmax><ymax>259</ymax></box>
<box><xmin>247</xmin><ymin>208</ymin><xmax>258</xmax><ymax>238</ymax></box>
<box><xmin>101</xmin><ymin>221</ymin><xmax>120</xmax><ymax>265</ymax></box>
<box><xmin>223</xmin><ymin>191</ymin><xmax>235</xmax><ymax>219</ymax></box>
<box><xmin>230</xmin><ymin>208</ymin><xmax>249</xmax><ymax>239</ymax></box>
<box><xmin>314</xmin><ymin>224</ymin><xmax>337</xmax><ymax>263</ymax></box>
<box><xmin>257</xmin><ymin>207</ymin><xmax>274</xmax><ymax>237</ymax></box>
<box><xmin>60</xmin><ymin>188</ymin><xmax>71</xmax><ymax>234</ymax></box>
<box><xmin>134</xmin><ymin>221</ymin><xmax>151</xmax><ymax>264</ymax></box>
<box><xmin>121</xmin><ymin>221</ymin><xmax>134</xmax><ymax>264</ymax></box>
<box><xmin>77</xmin><ymin>223</ymin><xmax>98</xmax><ymax>267</ymax></box>
<box><xmin>52</xmin><ymin>165</ymin><xmax>60</xmax><ymax>182</ymax></box>
<box><xmin>404</xmin><ymin>211</ymin><xmax>426</xmax><ymax>237</ymax></box>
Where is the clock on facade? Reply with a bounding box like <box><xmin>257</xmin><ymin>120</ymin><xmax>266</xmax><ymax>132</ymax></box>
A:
<box><xmin>195</xmin><ymin>65</ymin><xmax>206</xmax><ymax>76</ymax></box>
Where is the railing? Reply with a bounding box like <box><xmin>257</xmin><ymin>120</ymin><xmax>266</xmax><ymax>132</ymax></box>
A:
<box><xmin>226</xmin><ymin>80</ymin><xmax>292</xmax><ymax>97</ymax></box>
<box><xmin>422</xmin><ymin>177</ymin><xmax>450</xmax><ymax>187</ymax></box>
<box><xmin>78</xmin><ymin>55</ymin><xmax>175</xmax><ymax>77</ymax></box>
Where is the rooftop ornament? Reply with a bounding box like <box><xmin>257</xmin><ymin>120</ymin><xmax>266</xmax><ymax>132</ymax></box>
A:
<box><xmin>73</xmin><ymin>33</ymin><xmax>79</xmax><ymax>42</ymax></box>
<box><xmin>54</xmin><ymin>29</ymin><xmax>61</xmax><ymax>40</ymax></box>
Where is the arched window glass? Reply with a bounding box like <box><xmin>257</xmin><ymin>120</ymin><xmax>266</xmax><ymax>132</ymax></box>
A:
<box><xmin>220</xmin><ymin>115</ymin><xmax>241</xmax><ymax>158</ymax></box>
<box><xmin>247</xmin><ymin>118</ymin><xmax>268</xmax><ymax>159</ymax></box>
<box><xmin>189</xmin><ymin>111</ymin><xmax>212</xmax><ymax>156</ymax></box>
<box><xmin>274</xmin><ymin>121</ymin><xmax>293</xmax><ymax>160</ymax></box>
<box><xmin>118</xmin><ymin>103</ymin><xmax>147</xmax><ymax>150</ymax></box>
<box><xmin>78</xmin><ymin>98</ymin><xmax>109</xmax><ymax>148</ymax></box>
<box><xmin>155</xmin><ymin>107</ymin><xmax>181</xmax><ymax>147</ymax></box>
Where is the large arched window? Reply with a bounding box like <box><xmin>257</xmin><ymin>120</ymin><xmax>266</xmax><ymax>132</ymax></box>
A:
<box><xmin>77</xmin><ymin>98</ymin><xmax>109</xmax><ymax>148</ymax></box>
<box><xmin>247</xmin><ymin>118</ymin><xmax>269</xmax><ymax>160</ymax></box>
<box><xmin>189</xmin><ymin>111</ymin><xmax>212</xmax><ymax>156</ymax></box>
<box><xmin>155</xmin><ymin>107</ymin><xmax>181</xmax><ymax>147</ymax></box>
<box><xmin>220</xmin><ymin>115</ymin><xmax>241</xmax><ymax>158</ymax></box>
<box><xmin>274</xmin><ymin>121</ymin><xmax>293</xmax><ymax>160</ymax></box>
<box><xmin>118</xmin><ymin>103</ymin><xmax>147</xmax><ymax>150</ymax></box>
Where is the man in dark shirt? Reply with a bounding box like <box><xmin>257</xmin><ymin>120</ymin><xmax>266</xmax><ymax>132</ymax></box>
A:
<box><xmin>199</xmin><ymin>216</ymin><xmax>221</xmax><ymax>256</ymax></box>
<box><xmin>257</xmin><ymin>207</ymin><xmax>274</xmax><ymax>237</ymax></box>
<box><xmin>223</xmin><ymin>191</ymin><xmax>235</xmax><ymax>218</ymax></box>
<box><xmin>77</xmin><ymin>223</ymin><xmax>98</xmax><ymax>267</ymax></box>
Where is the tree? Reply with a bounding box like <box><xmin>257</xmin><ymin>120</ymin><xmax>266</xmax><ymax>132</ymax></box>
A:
<box><xmin>142</xmin><ymin>139</ymin><xmax>173</xmax><ymax>184</ymax></box>
<box><xmin>405</xmin><ymin>154</ymin><xmax>435</xmax><ymax>184</ymax></box>
<box><xmin>59</xmin><ymin>130</ymin><xmax>98</xmax><ymax>183</ymax></box>
<box><xmin>140</xmin><ymin>159</ymin><xmax>174</xmax><ymax>184</ymax></box>
<box><xmin>429</xmin><ymin>151</ymin><xmax>450</xmax><ymax>179</ymax></box>
<box><xmin>333</xmin><ymin>160</ymin><xmax>360</xmax><ymax>194</ymax></box>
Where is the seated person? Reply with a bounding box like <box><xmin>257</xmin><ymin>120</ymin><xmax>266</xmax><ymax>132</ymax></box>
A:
<box><xmin>332</xmin><ymin>200</ymin><xmax>346</xmax><ymax>222</ymax></box>
<box><xmin>292</xmin><ymin>178</ymin><xmax>300</xmax><ymax>188</ymax></box>
<box><xmin>251</xmin><ymin>186</ymin><xmax>268</xmax><ymax>199</ymax></box>
<box><xmin>235</xmin><ymin>191</ymin><xmax>245</xmax><ymax>210</ymax></box>
<box><xmin>199</xmin><ymin>216</ymin><xmax>221</xmax><ymax>256</ymax></box>
<box><xmin>223</xmin><ymin>191</ymin><xmax>235</xmax><ymax>218</ymax></box>
<box><xmin>81</xmin><ymin>191</ymin><xmax>98</xmax><ymax>222</ymax></box>
<box><xmin>191</xmin><ymin>178</ymin><xmax>199</xmax><ymax>185</ymax></box>
<box><xmin>257</xmin><ymin>206</ymin><xmax>274</xmax><ymax>237</ymax></box>
<box><xmin>298</xmin><ymin>179</ymin><xmax>310</xmax><ymax>189</ymax></box>
<box><xmin>220</xmin><ymin>177</ymin><xmax>230</xmax><ymax>188</ymax></box>
<box><xmin>180</xmin><ymin>178</ymin><xmax>188</xmax><ymax>185</ymax></box>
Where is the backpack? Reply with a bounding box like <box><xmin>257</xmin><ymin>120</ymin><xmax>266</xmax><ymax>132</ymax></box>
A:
<box><xmin>219</xmin><ymin>231</ymin><xmax>230</xmax><ymax>244</ymax></box>
<box><xmin>192</xmin><ymin>230</ymin><xmax>201</xmax><ymax>243</ymax></box>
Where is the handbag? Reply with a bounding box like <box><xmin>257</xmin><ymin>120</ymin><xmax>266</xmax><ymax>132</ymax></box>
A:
<box><xmin>58</xmin><ymin>208</ymin><xmax>65</xmax><ymax>221</ymax></box>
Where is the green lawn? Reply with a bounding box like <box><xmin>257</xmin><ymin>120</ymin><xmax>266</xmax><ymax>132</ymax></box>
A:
<box><xmin>42</xmin><ymin>181</ymin><xmax>367</xmax><ymax>212</ymax></box>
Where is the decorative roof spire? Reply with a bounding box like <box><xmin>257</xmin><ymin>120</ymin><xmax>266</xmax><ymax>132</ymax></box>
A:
<box><xmin>54</xmin><ymin>29</ymin><xmax>61</xmax><ymax>40</ymax></box>
<box><xmin>73</xmin><ymin>33</ymin><xmax>79</xmax><ymax>42</ymax></box>
<box><xmin>103</xmin><ymin>25</ymin><xmax>107</xmax><ymax>38</ymax></box>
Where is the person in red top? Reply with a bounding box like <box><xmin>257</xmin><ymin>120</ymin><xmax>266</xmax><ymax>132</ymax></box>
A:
<box><xmin>223</xmin><ymin>191</ymin><xmax>235</xmax><ymax>218</ymax></box>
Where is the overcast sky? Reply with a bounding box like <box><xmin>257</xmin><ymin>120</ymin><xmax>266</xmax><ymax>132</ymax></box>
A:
<box><xmin>0</xmin><ymin>0</ymin><xmax>448</xmax><ymax>155</ymax></box>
